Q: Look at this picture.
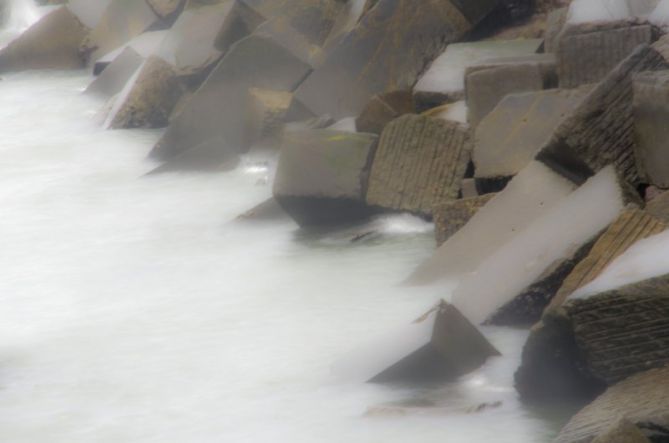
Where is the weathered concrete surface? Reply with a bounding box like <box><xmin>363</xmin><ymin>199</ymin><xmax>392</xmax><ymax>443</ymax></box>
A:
<box><xmin>517</xmin><ymin>275</ymin><xmax>669</xmax><ymax>405</ymax></box>
<box><xmin>433</xmin><ymin>194</ymin><xmax>495</xmax><ymax>246</ymax></box>
<box><xmin>555</xmin><ymin>368</ymin><xmax>669</xmax><ymax>443</ymax></box>
<box><xmin>67</xmin><ymin>0</ymin><xmax>113</xmax><ymax>29</ymax></box>
<box><xmin>86</xmin><ymin>47</ymin><xmax>143</xmax><ymax>96</ymax></box>
<box><xmin>273</xmin><ymin>129</ymin><xmax>377</xmax><ymax>226</ymax></box>
<box><xmin>157</xmin><ymin>1</ymin><xmax>234</xmax><ymax>76</ymax></box>
<box><xmin>453</xmin><ymin>166</ymin><xmax>628</xmax><ymax>326</ymax></box>
<box><xmin>355</xmin><ymin>91</ymin><xmax>416</xmax><ymax>135</ymax></box>
<box><xmin>107</xmin><ymin>56</ymin><xmax>185</xmax><ymax>129</ymax></box>
<box><xmin>633</xmin><ymin>70</ymin><xmax>669</xmax><ymax>187</ymax></box>
<box><xmin>408</xmin><ymin>161</ymin><xmax>577</xmax><ymax>285</ymax></box>
<box><xmin>235</xmin><ymin>198</ymin><xmax>288</xmax><ymax>222</ymax></box>
<box><xmin>465</xmin><ymin>54</ymin><xmax>557</xmax><ymax>127</ymax></box>
<box><xmin>414</xmin><ymin>38</ymin><xmax>543</xmax><ymax>109</ymax></box>
<box><xmin>147</xmin><ymin>0</ymin><xmax>186</xmax><ymax>19</ymax></box>
<box><xmin>486</xmin><ymin>237</ymin><xmax>597</xmax><ymax>327</ymax></box>
<box><xmin>646</xmin><ymin>190</ymin><xmax>669</xmax><ymax>222</ymax></box>
<box><xmin>93</xmin><ymin>30</ymin><xmax>167</xmax><ymax>75</ymax></box>
<box><xmin>0</xmin><ymin>7</ymin><xmax>88</xmax><ymax>73</ymax></box>
<box><xmin>81</xmin><ymin>0</ymin><xmax>160</xmax><ymax>63</ymax></box>
<box><xmin>558</xmin><ymin>23</ymin><xmax>655</xmax><ymax>89</ymax></box>
<box><xmin>244</xmin><ymin>88</ymin><xmax>294</xmax><ymax>146</ymax></box>
<box><xmin>474</xmin><ymin>88</ymin><xmax>585</xmax><ymax>179</ymax></box>
<box><xmin>547</xmin><ymin>209</ymin><xmax>667</xmax><ymax>312</ymax></box>
<box><xmin>322</xmin><ymin>0</ymin><xmax>368</xmax><ymax>50</ymax></box>
<box><xmin>368</xmin><ymin>301</ymin><xmax>501</xmax><ymax>383</ymax></box>
<box><xmin>591</xmin><ymin>420</ymin><xmax>650</xmax><ymax>443</ymax></box>
<box><xmin>544</xmin><ymin>7</ymin><xmax>568</xmax><ymax>53</ymax></box>
<box><xmin>150</xmin><ymin>32</ymin><xmax>313</xmax><ymax>162</ymax></box>
<box><xmin>366</xmin><ymin>115</ymin><xmax>472</xmax><ymax>216</ymax></box>
<box><xmin>294</xmin><ymin>0</ymin><xmax>499</xmax><ymax>119</ymax></box>
<box><xmin>537</xmin><ymin>42</ymin><xmax>669</xmax><ymax>186</ymax></box>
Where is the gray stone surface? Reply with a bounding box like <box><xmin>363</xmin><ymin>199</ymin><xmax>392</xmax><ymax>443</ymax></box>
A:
<box><xmin>86</xmin><ymin>47</ymin><xmax>143</xmax><ymax>96</ymax></box>
<box><xmin>433</xmin><ymin>194</ymin><xmax>494</xmax><ymax>246</ymax></box>
<box><xmin>355</xmin><ymin>90</ymin><xmax>416</xmax><ymax>135</ymax></box>
<box><xmin>293</xmin><ymin>0</ymin><xmax>498</xmax><ymax>119</ymax></box>
<box><xmin>558</xmin><ymin>23</ymin><xmax>654</xmax><ymax>89</ymax></box>
<box><xmin>474</xmin><ymin>88</ymin><xmax>586</xmax><ymax>179</ymax></box>
<box><xmin>465</xmin><ymin>54</ymin><xmax>557</xmax><ymax>127</ymax></box>
<box><xmin>366</xmin><ymin>114</ymin><xmax>472</xmax><ymax>216</ymax></box>
<box><xmin>273</xmin><ymin>129</ymin><xmax>377</xmax><ymax>226</ymax></box>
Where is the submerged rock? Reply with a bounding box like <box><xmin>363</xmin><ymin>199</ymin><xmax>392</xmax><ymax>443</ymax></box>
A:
<box><xmin>273</xmin><ymin>129</ymin><xmax>377</xmax><ymax>226</ymax></box>
<box><xmin>365</xmin><ymin>114</ymin><xmax>473</xmax><ymax>217</ymax></box>
<box><xmin>0</xmin><ymin>7</ymin><xmax>88</xmax><ymax>73</ymax></box>
<box><xmin>555</xmin><ymin>367</ymin><xmax>669</xmax><ymax>443</ymax></box>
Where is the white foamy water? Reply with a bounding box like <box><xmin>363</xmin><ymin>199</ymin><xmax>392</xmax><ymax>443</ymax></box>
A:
<box><xmin>0</xmin><ymin>71</ymin><xmax>560</xmax><ymax>442</ymax></box>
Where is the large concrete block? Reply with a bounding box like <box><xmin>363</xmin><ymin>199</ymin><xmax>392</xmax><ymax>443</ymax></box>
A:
<box><xmin>464</xmin><ymin>54</ymin><xmax>557</xmax><ymax>127</ymax></box>
<box><xmin>365</xmin><ymin>114</ymin><xmax>473</xmax><ymax>216</ymax></box>
<box><xmin>334</xmin><ymin>301</ymin><xmax>500</xmax><ymax>383</ymax></box>
<box><xmin>474</xmin><ymin>88</ymin><xmax>586</xmax><ymax>179</ymax></box>
<box><xmin>558</xmin><ymin>22</ymin><xmax>655</xmax><ymax>89</ymax></box>
<box><xmin>86</xmin><ymin>47</ymin><xmax>143</xmax><ymax>97</ymax></box>
<box><xmin>106</xmin><ymin>56</ymin><xmax>185</xmax><ymax>129</ymax></box>
<box><xmin>81</xmin><ymin>0</ymin><xmax>160</xmax><ymax>63</ymax></box>
<box><xmin>408</xmin><ymin>161</ymin><xmax>578</xmax><ymax>285</ymax></box>
<box><xmin>355</xmin><ymin>90</ymin><xmax>416</xmax><ymax>135</ymax></box>
<box><xmin>544</xmin><ymin>7</ymin><xmax>568</xmax><ymax>53</ymax></box>
<box><xmin>293</xmin><ymin>0</ymin><xmax>499</xmax><ymax>119</ymax></box>
<box><xmin>555</xmin><ymin>367</ymin><xmax>669</xmax><ymax>443</ymax></box>
<box><xmin>414</xmin><ymin>38</ymin><xmax>543</xmax><ymax>108</ymax></box>
<box><xmin>453</xmin><ymin>166</ymin><xmax>629</xmax><ymax>325</ymax></box>
<box><xmin>547</xmin><ymin>209</ymin><xmax>666</xmax><ymax>312</ymax></box>
<box><xmin>0</xmin><ymin>7</ymin><xmax>88</xmax><ymax>73</ymax></box>
<box><xmin>537</xmin><ymin>42</ymin><xmax>669</xmax><ymax>186</ymax></box>
<box><xmin>633</xmin><ymin>70</ymin><xmax>669</xmax><ymax>187</ymax></box>
<box><xmin>432</xmin><ymin>194</ymin><xmax>494</xmax><ymax>246</ymax></box>
<box><xmin>273</xmin><ymin>129</ymin><xmax>377</xmax><ymax>226</ymax></box>
<box><xmin>93</xmin><ymin>30</ymin><xmax>168</xmax><ymax>75</ymax></box>
<box><xmin>150</xmin><ymin>32</ymin><xmax>313</xmax><ymax>163</ymax></box>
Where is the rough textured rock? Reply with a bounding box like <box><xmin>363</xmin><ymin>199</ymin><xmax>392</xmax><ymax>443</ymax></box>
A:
<box><xmin>273</xmin><ymin>130</ymin><xmax>377</xmax><ymax>226</ymax></box>
<box><xmin>81</xmin><ymin>0</ymin><xmax>160</xmax><ymax>63</ymax></box>
<box><xmin>633</xmin><ymin>70</ymin><xmax>669</xmax><ymax>187</ymax></box>
<box><xmin>485</xmin><ymin>237</ymin><xmax>598</xmax><ymax>327</ymax></box>
<box><xmin>150</xmin><ymin>32</ymin><xmax>313</xmax><ymax>162</ymax></box>
<box><xmin>591</xmin><ymin>420</ymin><xmax>650</xmax><ymax>443</ymax></box>
<box><xmin>294</xmin><ymin>0</ymin><xmax>499</xmax><ymax>119</ymax></box>
<box><xmin>547</xmin><ymin>209</ymin><xmax>667</xmax><ymax>312</ymax></box>
<box><xmin>474</xmin><ymin>88</ymin><xmax>586</xmax><ymax>179</ymax></box>
<box><xmin>107</xmin><ymin>56</ymin><xmax>185</xmax><ymax>129</ymax></box>
<box><xmin>537</xmin><ymin>42</ymin><xmax>669</xmax><ymax>186</ymax></box>
<box><xmin>85</xmin><ymin>47</ymin><xmax>143</xmax><ymax>96</ymax></box>
<box><xmin>355</xmin><ymin>91</ymin><xmax>416</xmax><ymax>135</ymax></box>
<box><xmin>433</xmin><ymin>194</ymin><xmax>495</xmax><ymax>246</ymax></box>
<box><xmin>555</xmin><ymin>368</ymin><xmax>669</xmax><ymax>443</ymax></box>
<box><xmin>368</xmin><ymin>301</ymin><xmax>501</xmax><ymax>383</ymax></box>
<box><xmin>366</xmin><ymin>115</ymin><xmax>472</xmax><ymax>216</ymax></box>
<box><xmin>0</xmin><ymin>7</ymin><xmax>88</xmax><ymax>73</ymax></box>
<box><xmin>558</xmin><ymin>23</ymin><xmax>655</xmax><ymax>89</ymax></box>
<box><xmin>465</xmin><ymin>54</ymin><xmax>557</xmax><ymax>127</ymax></box>
<box><xmin>517</xmin><ymin>275</ymin><xmax>669</xmax><ymax>405</ymax></box>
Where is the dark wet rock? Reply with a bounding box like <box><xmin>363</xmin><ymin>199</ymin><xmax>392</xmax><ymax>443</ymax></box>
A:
<box><xmin>555</xmin><ymin>368</ymin><xmax>669</xmax><ymax>443</ymax></box>
<box><xmin>536</xmin><ymin>41</ymin><xmax>669</xmax><ymax>186</ymax></box>
<box><xmin>85</xmin><ymin>47</ymin><xmax>143</xmax><ymax>97</ymax></box>
<box><xmin>473</xmin><ymin>88</ymin><xmax>586</xmax><ymax>179</ymax></box>
<box><xmin>369</xmin><ymin>301</ymin><xmax>501</xmax><ymax>383</ymax></box>
<box><xmin>366</xmin><ymin>114</ymin><xmax>472</xmax><ymax>217</ymax></box>
<box><xmin>465</xmin><ymin>54</ymin><xmax>557</xmax><ymax>127</ymax></box>
<box><xmin>80</xmin><ymin>0</ymin><xmax>160</xmax><ymax>63</ymax></box>
<box><xmin>433</xmin><ymin>194</ymin><xmax>495</xmax><ymax>246</ymax></box>
<box><xmin>293</xmin><ymin>0</ymin><xmax>498</xmax><ymax>119</ymax></box>
<box><xmin>108</xmin><ymin>56</ymin><xmax>185</xmax><ymax>129</ymax></box>
<box><xmin>633</xmin><ymin>70</ymin><xmax>669</xmax><ymax>188</ymax></box>
<box><xmin>517</xmin><ymin>275</ymin><xmax>669</xmax><ymax>405</ymax></box>
<box><xmin>150</xmin><ymin>31</ymin><xmax>313</xmax><ymax>163</ymax></box>
<box><xmin>547</xmin><ymin>209</ymin><xmax>667</xmax><ymax>312</ymax></box>
<box><xmin>0</xmin><ymin>7</ymin><xmax>88</xmax><ymax>73</ymax></box>
<box><xmin>355</xmin><ymin>90</ymin><xmax>416</xmax><ymax>135</ymax></box>
<box><xmin>273</xmin><ymin>129</ymin><xmax>377</xmax><ymax>227</ymax></box>
<box><xmin>146</xmin><ymin>137</ymin><xmax>240</xmax><ymax>174</ymax></box>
